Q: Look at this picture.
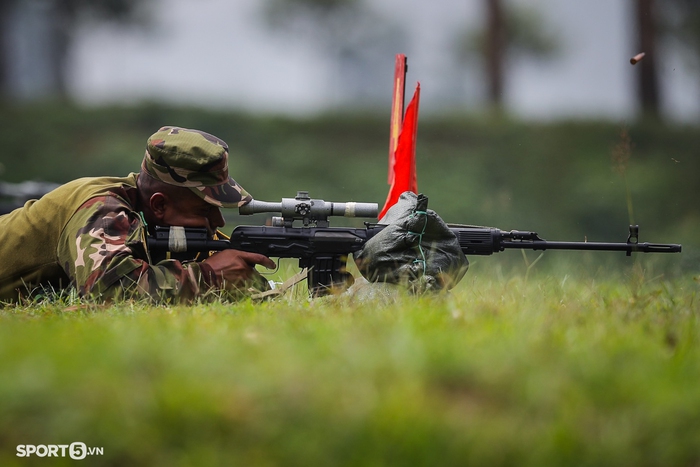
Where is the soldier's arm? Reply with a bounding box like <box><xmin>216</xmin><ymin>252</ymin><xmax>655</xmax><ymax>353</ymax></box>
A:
<box><xmin>58</xmin><ymin>195</ymin><xmax>220</xmax><ymax>302</ymax></box>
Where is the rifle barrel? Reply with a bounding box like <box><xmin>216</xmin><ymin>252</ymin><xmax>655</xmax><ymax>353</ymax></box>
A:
<box><xmin>501</xmin><ymin>240</ymin><xmax>682</xmax><ymax>253</ymax></box>
<box><xmin>451</xmin><ymin>226</ymin><xmax>682</xmax><ymax>256</ymax></box>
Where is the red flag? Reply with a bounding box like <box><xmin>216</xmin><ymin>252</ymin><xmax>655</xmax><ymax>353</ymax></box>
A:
<box><xmin>379</xmin><ymin>82</ymin><xmax>420</xmax><ymax>219</ymax></box>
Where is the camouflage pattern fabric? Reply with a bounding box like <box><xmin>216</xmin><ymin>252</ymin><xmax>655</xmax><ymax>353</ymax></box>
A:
<box><xmin>0</xmin><ymin>174</ymin><xmax>230</xmax><ymax>303</ymax></box>
<box><xmin>0</xmin><ymin>125</ymin><xmax>256</xmax><ymax>303</ymax></box>
<box><xmin>143</xmin><ymin>126</ymin><xmax>252</xmax><ymax>208</ymax></box>
<box><xmin>61</xmin><ymin>189</ymin><xmax>219</xmax><ymax>302</ymax></box>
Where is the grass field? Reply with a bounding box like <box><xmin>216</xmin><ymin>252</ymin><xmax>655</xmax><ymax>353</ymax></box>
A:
<box><xmin>0</xmin><ymin>103</ymin><xmax>697</xmax><ymax>465</ymax></box>
<box><xmin>0</xmin><ymin>260</ymin><xmax>699</xmax><ymax>466</ymax></box>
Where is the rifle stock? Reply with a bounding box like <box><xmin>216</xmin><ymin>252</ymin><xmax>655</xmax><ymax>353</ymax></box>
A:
<box><xmin>147</xmin><ymin>224</ymin><xmax>383</xmax><ymax>296</ymax></box>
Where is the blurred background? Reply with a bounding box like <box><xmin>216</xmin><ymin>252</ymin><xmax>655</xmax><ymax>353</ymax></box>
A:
<box><xmin>0</xmin><ymin>0</ymin><xmax>697</xmax><ymax>273</ymax></box>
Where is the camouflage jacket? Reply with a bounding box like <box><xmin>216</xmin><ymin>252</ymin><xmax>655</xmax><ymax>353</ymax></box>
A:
<box><xmin>0</xmin><ymin>174</ymin><xmax>220</xmax><ymax>303</ymax></box>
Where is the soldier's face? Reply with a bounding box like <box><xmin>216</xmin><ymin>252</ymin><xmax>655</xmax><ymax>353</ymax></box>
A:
<box><xmin>156</xmin><ymin>190</ymin><xmax>226</xmax><ymax>236</ymax></box>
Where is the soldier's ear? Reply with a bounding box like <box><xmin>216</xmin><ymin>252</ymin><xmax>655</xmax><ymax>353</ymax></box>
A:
<box><xmin>149</xmin><ymin>192</ymin><xmax>168</xmax><ymax>222</ymax></box>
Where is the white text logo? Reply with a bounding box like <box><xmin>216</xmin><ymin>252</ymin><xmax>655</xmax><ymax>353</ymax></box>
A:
<box><xmin>16</xmin><ymin>443</ymin><xmax>104</xmax><ymax>460</ymax></box>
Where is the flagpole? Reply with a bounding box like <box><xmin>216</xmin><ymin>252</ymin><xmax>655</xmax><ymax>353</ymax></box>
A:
<box><xmin>388</xmin><ymin>54</ymin><xmax>407</xmax><ymax>185</ymax></box>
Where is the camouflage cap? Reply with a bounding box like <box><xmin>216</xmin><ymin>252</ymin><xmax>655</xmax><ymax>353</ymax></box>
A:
<box><xmin>142</xmin><ymin>126</ymin><xmax>251</xmax><ymax>208</ymax></box>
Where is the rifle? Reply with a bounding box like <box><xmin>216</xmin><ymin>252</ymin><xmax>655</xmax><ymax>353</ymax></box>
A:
<box><xmin>146</xmin><ymin>191</ymin><xmax>682</xmax><ymax>296</ymax></box>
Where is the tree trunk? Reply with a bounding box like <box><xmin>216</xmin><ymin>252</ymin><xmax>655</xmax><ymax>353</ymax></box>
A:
<box><xmin>634</xmin><ymin>0</ymin><xmax>661</xmax><ymax>118</ymax></box>
<box><xmin>0</xmin><ymin>0</ymin><xmax>16</xmax><ymax>99</ymax></box>
<box><xmin>47</xmin><ymin>0</ymin><xmax>75</xmax><ymax>99</ymax></box>
<box><xmin>485</xmin><ymin>0</ymin><xmax>505</xmax><ymax>109</ymax></box>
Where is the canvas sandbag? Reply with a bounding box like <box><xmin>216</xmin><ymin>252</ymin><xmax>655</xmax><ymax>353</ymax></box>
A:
<box><xmin>354</xmin><ymin>192</ymin><xmax>469</xmax><ymax>293</ymax></box>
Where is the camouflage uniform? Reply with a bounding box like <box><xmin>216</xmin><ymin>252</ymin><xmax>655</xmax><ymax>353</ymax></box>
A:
<box><xmin>0</xmin><ymin>126</ymin><xmax>253</xmax><ymax>303</ymax></box>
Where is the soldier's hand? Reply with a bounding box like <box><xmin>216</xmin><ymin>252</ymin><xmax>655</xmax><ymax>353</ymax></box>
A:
<box><xmin>203</xmin><ymin>249</ymin><xmax>276</xmax><ymax>288</ymax></box>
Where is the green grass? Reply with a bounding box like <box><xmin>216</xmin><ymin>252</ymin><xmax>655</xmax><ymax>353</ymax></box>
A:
<box><xmin>1</xmin><ymin>262</ymin><xmax>699</xmax><ymax>466</ymax></box>
<box><xmin>0</xmin><ymin>103</ymin><xmax>696</xmax><ymax>465</ymax></box>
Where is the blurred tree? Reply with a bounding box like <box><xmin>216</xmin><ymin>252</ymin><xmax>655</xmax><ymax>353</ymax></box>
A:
<box><xmin>0</xmin><ymin>0</ymin><xmax>149</xmax><ymax>100</ymax></box>
<box><xmin>0</xmin><ymin>0</ymin><xmax>11</xmax><ymax>96</ymax></box>
<box><xmin>456</xmin><ymin>0</ymin><xmax>559</xmax><ymax>111</ymax></box>
<box><xmin>633</xmin><ymin>0</ymin><xmax>661</xmax><ymax>118</ymax></box>
<box><xmin>662</xmin><ymin>0</ymin><xmax>700</xmax><ymax>110</ymax></box>
<box><xmin>262</xmin><ymin>0</ymin><xmax>404</xmax><ymax>107</ymax></box>
<box><xmin>485</xmin><ymin>0</ymin><xmax>505</xmax><ymax>110</ymax></box>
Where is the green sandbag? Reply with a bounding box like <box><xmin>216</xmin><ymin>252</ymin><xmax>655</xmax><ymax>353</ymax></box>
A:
<box><xmin>354</xmin><ymin>192</ymin><xmax>469</xmax><ymax>293</ymax></box>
